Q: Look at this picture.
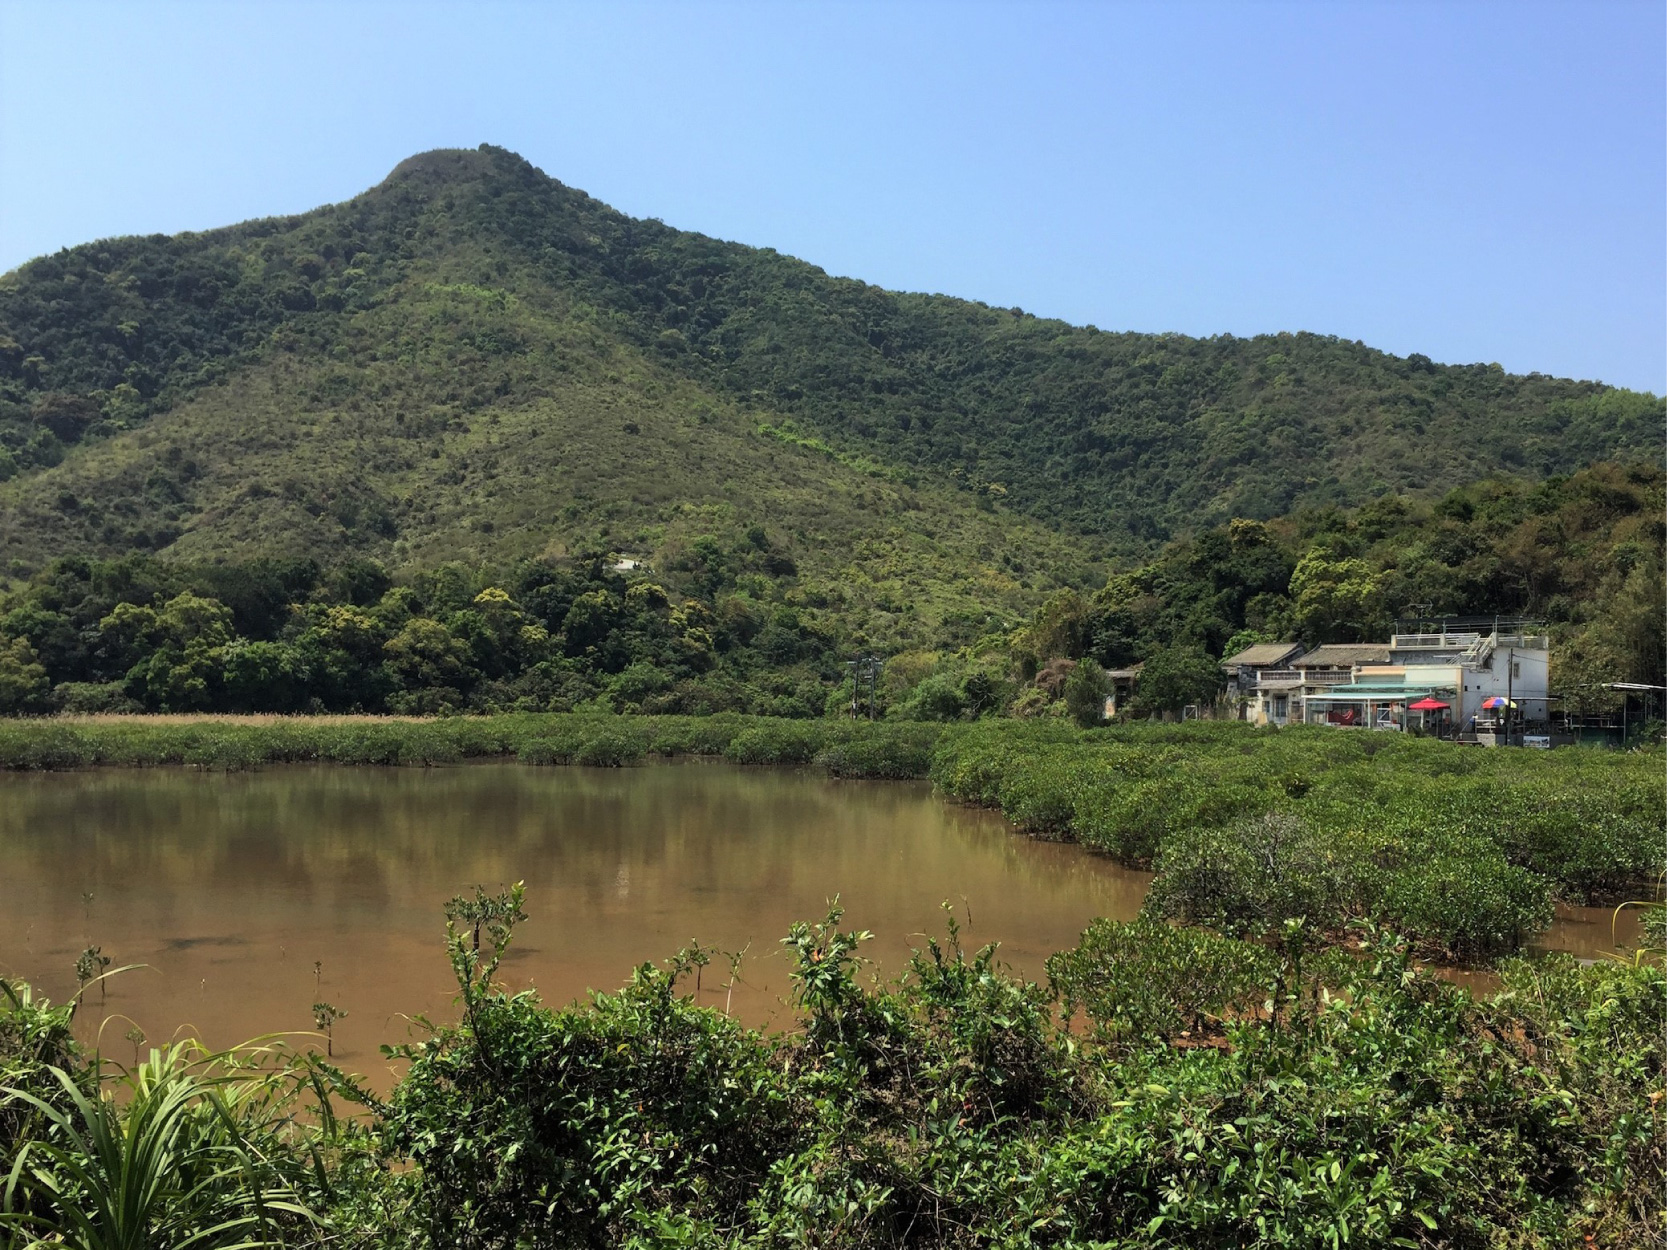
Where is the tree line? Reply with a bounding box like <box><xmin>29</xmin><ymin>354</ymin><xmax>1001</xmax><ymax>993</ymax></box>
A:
<box><xmin>1</xmin><ymin>461</ymin><xmax>1659</xmax><ymax>721</ymax></box>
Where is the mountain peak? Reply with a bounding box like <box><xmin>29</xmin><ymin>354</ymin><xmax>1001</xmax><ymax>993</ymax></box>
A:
<box><xmin>0</xmin><ymin>150</ymin><xmax>1658</xmax><ymax>578</ymax></box>
<box><xmin>380</xmin><ymin>145</ymin><xmax>542</xmax><ymax>193</ymax></box>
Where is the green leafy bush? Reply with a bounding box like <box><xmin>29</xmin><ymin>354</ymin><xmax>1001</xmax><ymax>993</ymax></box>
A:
<box><xmin>814</xmin><ymin>724</ymin><xmax>941</xmax><ymax>779</ymax></box>
<box><xmin>1374</xmin><ymin>846</ymin><xmax>1554</xmax><ymax>958</ymax></box>
<box><xmin>1144</xmin><ymin>811</ymin><xmax>1360</xmax><ymax>938</ymax></box>
<box><xmin>722</xmin><ymin>721</ymin><xmax>829</xmax><ymax>765</ymax></box>
<box><xmin>1047</xmin><ymin>918</ymin><xmax>1274</xmax><ymax>1049</ymax></box>
<box><xmin>4</xmin><ymin>895</ymin><xmax>1662</xmax><ymax>1247</ymax></box>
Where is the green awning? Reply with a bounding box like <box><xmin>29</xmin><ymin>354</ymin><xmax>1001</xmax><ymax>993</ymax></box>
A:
<box><xmin>1304</xmin><ymin>684</ymin><xmax>1454</xmax><ymax>701</ymax></box>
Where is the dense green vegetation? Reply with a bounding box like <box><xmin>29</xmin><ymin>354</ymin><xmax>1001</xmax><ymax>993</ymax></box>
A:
<box><xmin>3</xmin><ymin>889</ymin><xmax>1661</xmax><ymax>1247</ymax></box>
<box><xmin>0</xmin><ymin>550</ymin><xmax>867</xmax><ymax>718</ymax></box>
<box><xmin>0</xmin><ymin>142</ymin><xmax>1658</xmax><ymax>703</ymax></box>
<box><xmin>932</xmin><ymin>720</ymin><xmax>1662</xmax><ymax>957</ymax></box>
<box><xmin>0</xmin><ymin>279</ymin><xmax>1095</xmax><ymax>655</ymax></box>
<box><xmin>875</xmin><ymin>459</ymin><xmax>1665</xmax><ymax>720</ymax></box>
<box><xmin>1</xmin><ymin>141</ymin><xmax>1660</xmax><ymax>1246</ymax></box>
<box><xmin>2</xmin><ymin>460</ymin><xmax>1659</xmax><ymax>719</ymax></box>
<box><xmin>1</xmin><ymin>144</ymin><xmax>1659</xmax><ymax>577</ymax></box>
<box><xmin>0</xmin><ymin>710</ymin><xmax>943</xmax><ymax>776</ymax></box>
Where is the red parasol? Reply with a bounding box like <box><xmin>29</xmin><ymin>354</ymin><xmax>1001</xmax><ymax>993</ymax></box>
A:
<box><xmin>1407</xmin><ymin>698</ymin><xmax>1450</xmax><ymax>711</ymax></box>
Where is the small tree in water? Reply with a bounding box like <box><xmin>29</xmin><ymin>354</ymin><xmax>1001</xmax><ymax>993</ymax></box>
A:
<box><xmin>443</xmin><ymin>882</ymin><xmax>527</xmax><ymax>1067</ymax></box>
<box><xmin>74</xmin><ymin>945</ymin><xmax>111</xmax><ymax>1001</ymax></box>
<box><xmin>312</xmin><ymin>1002</ymin><xmax>347</xmax><ymax>1057</ymax></box>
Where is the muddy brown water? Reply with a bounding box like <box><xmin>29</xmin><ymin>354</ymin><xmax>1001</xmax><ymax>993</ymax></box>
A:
<box><xmin>0</xmin><ymin>762</ymin><xmax>1639</xmax><ymax>1089</ymax></box>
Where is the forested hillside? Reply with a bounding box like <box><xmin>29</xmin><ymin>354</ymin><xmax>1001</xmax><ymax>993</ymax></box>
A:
<box><xmin>0</xmin><ymin>144</ymin><xmax>1659</xmax><ymax>717</ymax></box>
<box><xmin>1</xmin><ymin>461</ymin><xmax>1656</xmax><ymax>718</ymax></box>
<box><xmin>985</xmin><ymin>460</ymin><xmax>1665</xmax><ymax>717</ymax></box>
<box><xmin>1</xmin><ymin>144</ymin><xmax>1659</xmax><ymax>567</ymax></box>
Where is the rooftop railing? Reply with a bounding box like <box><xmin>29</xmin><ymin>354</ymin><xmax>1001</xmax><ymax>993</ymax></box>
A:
<box><xmin>1390</xmin><ymin>631</ymin><xmax>1549</xmax><ymax>655</ymax></box>
<box><xmin>1391</xmin><ymin>633</ymin><xmax>1480</xmax><ymax>649</ymax></box>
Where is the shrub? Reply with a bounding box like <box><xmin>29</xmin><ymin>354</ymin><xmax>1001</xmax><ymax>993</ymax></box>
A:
<box><xmin>1144</xmin><ymin>810</ymin><xmax>1360</xmax><ymax>938</ymax></box>
<box><xmin>1375</xmin><ymin>847</ymin><xmax>1553</xmax><ymax>959</ymax></box>
<box><xmin>383</xmin><ymin>900</ymin><xmax>800</xmax><ymax>1246</ymax></box>
<box><xmin>574</xmin><ymin>729</ymin><xmax>647</xmax><ymax>767</ymax></box>
<box><xmin>1062</xmin><ymin>657</ymin><xmax>1110</xmax><ymax>727</ymax></box>
<box><xmin>815</xmin><ymin>724</ymin><xmax>940</xmax><ymax>779</ymax></box>
<box><xmin>1486</xmin><ymin>954</ymin><xmax>1666</xmax><ymax>1242</ymax></box>
<box><xmin>891</xmin><ymin>676</ymin><xmax>965</xmax><ymax>722</ymax></box>
<box><xmin>1047</xmin><ymin>919</ymin><xmax>1274</xmax><ymax>1049</ymax></box>
<box><xmin>51</xmin><ymin>681</ymin><xmax>141</xmax><ymax>714</ymax></box>
<box><xmin>0</xmin><ymin>979</ymin><xmax>86</xmax><ymax>1161</ymax></box>
<box><xmin>5</xmin><ymin>897</ymin><xmax>1663</xmax><ymax>1246</ymax></box>
<box><xmin>643</xmin><ymin>713</ymin><xmax>747</xmax><ymax>757</ymax></box>
<box><xmin>722</xmin><ymin>721</ymin><xmax>828</xmax><ymax>765</ymax></box>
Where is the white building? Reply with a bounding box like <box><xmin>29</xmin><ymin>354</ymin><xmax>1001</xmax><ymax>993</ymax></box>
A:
<box><xmin>1299</xmin><ymin>627</ymin><xmax>1549</xmax><ymax>735</ymax></box>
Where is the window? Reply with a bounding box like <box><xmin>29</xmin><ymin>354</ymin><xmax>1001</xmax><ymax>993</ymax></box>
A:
<box><xmin>1511</xmin><ymin>661</ymin><xmax>1521</xmax><ymax>678</ymax></box>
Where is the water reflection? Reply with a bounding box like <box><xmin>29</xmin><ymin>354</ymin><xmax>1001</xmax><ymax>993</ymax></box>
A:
<box><xmin>0</xmin><ymin>762</ymin><xmax>1638</xmax><ymax>1087</ymax></box>
<box><xmin>1</xmin><ymin>762</ymin><xmax>1148</xmax><ymax>1082</ymax></box>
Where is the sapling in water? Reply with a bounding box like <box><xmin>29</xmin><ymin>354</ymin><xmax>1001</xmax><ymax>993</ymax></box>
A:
<box><xmin>74</xmin><ymin>945</ymin><xmax>111</xmax><ymax>1001</ymax></box>
<box><xmin>443</xmin><ymin>882</ymin><xmax>527</xmax><ymax>1069</ymax></box>
<box><xmin>312</xmin><ymin>1001</ymin><xmax>347</xmax><ymax>1057</ymax></box>
<box><xmin>722</xmin><ymin>943</ymin><xmax>751</xmax><ymax>1016</ymax></box>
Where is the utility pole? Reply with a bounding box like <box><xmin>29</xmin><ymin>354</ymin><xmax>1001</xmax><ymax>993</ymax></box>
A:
<box><xmin>846</xmin><ymin>654</ymin><xmax>881</xmax><ymax>721</ymax></box>
<box><xmin>1505</xmin><ymin>642</ymin><xmax>1513</xmax><ymax>746</ymax></box>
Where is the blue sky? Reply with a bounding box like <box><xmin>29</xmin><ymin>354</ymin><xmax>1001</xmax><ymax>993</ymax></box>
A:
<box><xmin>2</xmin><ymin>1</ymin><xmax>1662</xmax><ymax>393</ymax></box>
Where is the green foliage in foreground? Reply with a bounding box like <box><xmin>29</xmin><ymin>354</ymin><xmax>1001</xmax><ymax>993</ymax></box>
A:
<box><xmin>3</xmin><ymin>898</ymin><xmax>1661</xmax><ymax>1248</ymax></box>
<box><xmin>1</xmin><ymin>1041</ymin><xmax>318</xmax><ymax>1248</ymax></box>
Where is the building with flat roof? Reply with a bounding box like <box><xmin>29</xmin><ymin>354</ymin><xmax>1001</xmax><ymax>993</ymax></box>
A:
<box><xmin>1232</xmin><ymin>627</ymin><xmax>1549</xmax><ymax>737</ymax></box>
<box><xmin>1300</xmin><ymin>628</ymin><xmax>1548</xmax><ymax>736</ymax></box>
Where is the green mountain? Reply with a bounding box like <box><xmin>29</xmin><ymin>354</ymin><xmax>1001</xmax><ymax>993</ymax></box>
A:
<box><xmin>1</xmin><ymin>144</ymin><xmax>1659</xmax><ymax>603</ymax></box>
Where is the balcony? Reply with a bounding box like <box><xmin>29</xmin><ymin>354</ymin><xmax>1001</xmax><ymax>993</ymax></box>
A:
<box><xmin>1255</xmin><ymin>670</ymin><xmax>1304</xmax><ymax>689</ymax></box>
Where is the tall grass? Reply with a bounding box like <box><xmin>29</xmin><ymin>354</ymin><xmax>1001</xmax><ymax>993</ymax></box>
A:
<box><xmin>0</xmin><ymin>1034</ymin><xmax>322</xmax><ymax>1248</ymax></box>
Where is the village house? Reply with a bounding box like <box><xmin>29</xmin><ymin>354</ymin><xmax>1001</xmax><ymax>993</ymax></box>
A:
<box><xmin>1221</xmin><ymin>642</ymin><xmax>1306</xmax><ymax>724</ymax></box>
<box><xmin>1103</xmin><ymin>662</ymin><xmax>1143</xmax><ymax>718</ymax></box>
<box><xmin>1227</xmin><ymin>643</ymin><xmax>1393</xmax><ymax>727</ymax></box>
<box><xmin>1293</xmin><ymin>625</ymin><xmax>1550</xmax><ymax>738</ymax></box>
<box><xmin>1285</xmin><ymin>643</ymin><xmax>1393</xmax><ymax>726</ymax></box>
